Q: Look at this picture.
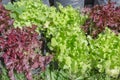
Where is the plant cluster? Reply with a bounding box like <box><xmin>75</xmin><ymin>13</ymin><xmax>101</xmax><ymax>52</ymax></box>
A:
<box><xmin>5</xmin><ymin>0</ymin><xmax>89</xmax><ymax>79</ymax></box>
<box><xmin>5</xmin><ymin>0</ymin><xmax>87</xmax><ymax>32</ymax></box>
<box><xmin>0</xmin><ymin>2</ymin><xmax>13</xmax><ymax>35</ymax></box>
<box><xmin>0</xmin><ymin>26</ymin><xmax>52</xmax><ymax>80</ymax></box>
<box><xmin>82</xmin><ymin>2</ymin><xmax>120</xmax><ymax>38</ymax></box>
<box><xmin>88</xmin><ymin>28</ymin><xmax>120</xmax><ymax>79</ymax></box>
<box><xmin>2</xmin><ymin>0</ymin><xmax>120</xmax><ymax>80</ymax></box>
<box><xmin>5</xmin><ymin>0</ymin><xmax>51</xmax><ymax>28</ymax></box>
<box><xmin>0</xmin><ymin>2</ymin><xmax>52</xmax><ymax>80</ymax></box>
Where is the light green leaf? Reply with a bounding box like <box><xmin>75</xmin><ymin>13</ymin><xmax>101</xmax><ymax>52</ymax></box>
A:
<box><xmin>51</xmin><ymin>38</ymin><xmax>57</xmax><ymax>47</ymax></box>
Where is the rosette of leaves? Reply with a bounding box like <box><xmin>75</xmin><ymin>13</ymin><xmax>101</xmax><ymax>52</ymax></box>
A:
<box><xmin>47</xmin><ymin>6</ymin><xmax>90</xmax><ymax>79</ymax></box>
<box><xmin>5</xmin><ymin>0</ymin><xmax>51</xmax><ymax>28</ymax></box>
<box><xmin>82</xmin><ymin>2</ymin><xmax>120</xmax><ymax>38</ymax></box>
<box><xmin>0</xmin><ymin>25</ymin><xmax>53</xmax><ymax>80</ymax></box>
<box><xmin>0</xmin><ymin>2</ymin><xmax>14</xmax><ymax>35</ymax></box>
<box><xmin>87</xmin><ymin>28</ymin><xmax>120</xmax><ymax>79</ymax></box>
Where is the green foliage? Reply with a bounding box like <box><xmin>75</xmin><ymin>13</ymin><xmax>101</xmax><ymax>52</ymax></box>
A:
<box><xmin>49</xmin><ymin>17</ymin><xmax>90</xmax><ymax>74</ymax></box>
<box><xmin>0</xmin><ymin>65</ymin><xmax>10</xmax><ymax>80</ymax></box>
<box><xmin>33</xmin><ymin>66</ymin><xmax>70</xmax><ymax>80</ymax></box>
<box><xmin>5</xmin><ymin>0</ymin><xmax>87</xmax><ymax>31</ymax></box>
<box><xmin>88</xmin><ymin>28</ymin><xmax>120</xmax><ymax>79</ymax></box>
<box><xmin>0</xmin><ymin>65</ymin><xmax>26</xmax><ymax>80</ymax></box>
<box><xmin>5</xmin><ymin>0</ymin><xmax>55</xmax><ymax>29</ymax></box>
<box><xmin>5</xmin><ymin>2</ymin><xmax>25</xmax><ymax>20</ymax></box>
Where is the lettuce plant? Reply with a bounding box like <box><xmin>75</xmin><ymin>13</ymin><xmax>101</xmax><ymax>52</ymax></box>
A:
<box><xmin>88</xmin><ymin>28</ymin><xmax>120</xmax><ymax>78</ymax></box>
<box><xmin>0</xmin><ymin>25</ymin><xmax>53</xmax><ymax>80</ymax></box>
<box><xmin>5</xmin><ymin>0</ymin><xmax>52</xmax><ymax>28</ymax></box>
<box><xmin>0</xmin><ymin>2</ymin><xmax>13</xmax><ymax>35</ymax></box>
<box><xmin>83</xmin><ymin>2</ymin><xmax>120</xmax><ymax>38</ymax></box>
<box><xmin>0</xmin><ymin>2</ymin><xmax>13</xmax><ymax>68</ymax></box>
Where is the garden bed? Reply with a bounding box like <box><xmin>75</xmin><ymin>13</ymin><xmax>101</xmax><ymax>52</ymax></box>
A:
<box><xmin>0</xmin><ymin>0</ymin><xmax>120</xmax><ymax>80</ymax></box>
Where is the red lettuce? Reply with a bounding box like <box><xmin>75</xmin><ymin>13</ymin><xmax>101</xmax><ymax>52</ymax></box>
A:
<box><xmin>82</xmin><ymin>2</ymin><xmax>120</xmax><ymax>38</ymax></box>
<box><xmin>0</xmin><ymin>25</ymin><xmax>53</xmax><ymax>80</ymax></box>
<box><xmin>0</xmin><ymin>2</ymin><xmax>13</xmax><ymax>35</ymax></box>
